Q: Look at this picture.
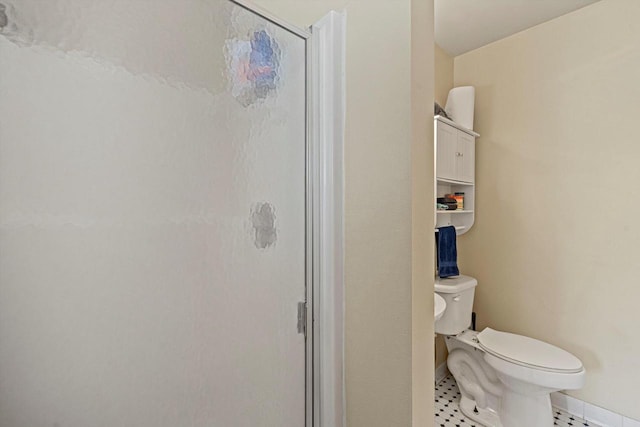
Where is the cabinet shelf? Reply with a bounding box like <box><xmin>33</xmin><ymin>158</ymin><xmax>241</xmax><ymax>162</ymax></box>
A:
<box><xmin>436</xmin><ymin>210</ymin><xmax>474</xmax><ymax>214</ymax></box>
<box><xmin>435</xmin><ymin>226</ymin><xmax>466</xmax><ymax>233</ymax></box>
<box><xmin>436</xmin><ymin>177</ymin><xmax>474</xmax><ymax>186</ymax></box>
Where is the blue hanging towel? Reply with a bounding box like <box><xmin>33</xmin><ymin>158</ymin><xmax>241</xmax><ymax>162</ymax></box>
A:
<box><xmin>436</xmin><ymin>226</ymin><xmax>459</xmax><ymax>278</ymax></box>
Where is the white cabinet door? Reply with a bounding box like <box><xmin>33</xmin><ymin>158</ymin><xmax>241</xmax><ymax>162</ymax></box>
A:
<box><xmin>436</xmin><ymin>121</ymin><xmax>475</xmax><ymax>183</ymax></box>
<box><xmin>436</xmin><ymin>122</ymin><xmax>457</xmax><ymax>181</ymax></box>
<box><xmin>456</xmin><ymin>131</ymin><xmax>475</xmax><ymax>183</ymax></box>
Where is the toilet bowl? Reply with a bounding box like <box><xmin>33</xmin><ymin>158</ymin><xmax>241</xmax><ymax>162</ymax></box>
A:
<box><xmin>436</xmin><ymin>276</ymin><xmax>586</xmax><ymax>427</ymax></box>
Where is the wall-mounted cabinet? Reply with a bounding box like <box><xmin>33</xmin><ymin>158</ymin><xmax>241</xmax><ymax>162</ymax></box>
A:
<box><xmin>435</xmin><ymin>116</ymin><xmax>479</xmax><ymax>235</ymax></box>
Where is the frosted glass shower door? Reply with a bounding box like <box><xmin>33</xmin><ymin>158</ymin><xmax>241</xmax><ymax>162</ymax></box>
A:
<box><xmin>0</xmin><ymin>1</ymin><xmax>308</xmax><ymax>426</ymax></box>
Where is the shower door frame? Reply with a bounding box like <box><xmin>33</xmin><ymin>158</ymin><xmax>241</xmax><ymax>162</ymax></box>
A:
<box><xmin>229</xmin><ymin>3</ymin><xmax>346</xmax><ymax>427</ymax></box>
<box><xmin>229</xmin><ymin>1</ymin><xmax>316</xmax><ymax>426</ymax></box>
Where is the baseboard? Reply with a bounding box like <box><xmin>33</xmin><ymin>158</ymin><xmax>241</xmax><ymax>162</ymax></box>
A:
<box><xmin>435</xmin><ymin>362</ymin><xmax>449</xmax><ymax>385</ymax></box>
<box><xmin>551</xmin><ymin>392</ymin><xmax>640</xmax><ymax>427</ymax></box>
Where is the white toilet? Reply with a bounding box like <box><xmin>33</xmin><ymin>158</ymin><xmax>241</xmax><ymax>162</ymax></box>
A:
<box><xmin>435</xmin><ymin>275</ymin><xmax>585</xmax><ymax>427</ymax></box>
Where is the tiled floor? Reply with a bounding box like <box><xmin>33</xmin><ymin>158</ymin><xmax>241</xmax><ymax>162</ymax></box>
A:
<box><xmin>435</xmin><ymin>375</ymin><xmax>598</xmax><ymax>427</ymax></box>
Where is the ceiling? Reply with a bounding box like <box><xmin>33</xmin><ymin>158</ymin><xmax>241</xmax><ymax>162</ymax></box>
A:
<box><xmin>435</xmin><ymin>0</ymin><xmax>601</xmax><ymax>56</ymax></box>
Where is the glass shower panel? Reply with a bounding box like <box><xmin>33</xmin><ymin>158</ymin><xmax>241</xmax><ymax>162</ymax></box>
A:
<box><xmin>0</xmin><ymin>1</ymin><xmax>307</xmax><ymax>426</ymax></box>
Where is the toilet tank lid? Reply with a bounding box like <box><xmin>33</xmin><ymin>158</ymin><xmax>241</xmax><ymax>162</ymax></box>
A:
<box><xmin>435</xmin><ymin>275</ymin><xmax>477</xmax><ymax>294</ymax></box>
<box><xmin>477</xmin><ymin>328</ymin><xmax>584</xmax><ymax>373</ymax></box>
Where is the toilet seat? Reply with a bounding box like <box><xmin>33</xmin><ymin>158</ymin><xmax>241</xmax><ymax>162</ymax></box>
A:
<box><xmin>477</xmin><ymin>328</ymin><xmax>583</xmax><ymax>373</ymax></box>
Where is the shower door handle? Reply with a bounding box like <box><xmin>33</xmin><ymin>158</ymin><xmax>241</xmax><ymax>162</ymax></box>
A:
<box><xmin>297</xmin><ymin>302</ymin><xmax>307</xmax><ymax>336</ymax></box>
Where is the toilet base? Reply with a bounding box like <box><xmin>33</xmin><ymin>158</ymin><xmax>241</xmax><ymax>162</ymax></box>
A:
<box><xmin>493</xmin><ymin>371</ymin><xmax>556</xmax><ymax>427</ymax></box>
<box><xmin>459</xmin><ymin>394</ymin><xmax>501</xmax><ymax>427</ymax></box>
<box><xmin>500</xmin><ymin>388</ymin><xmax>553</xmax><ymax>427</ymax></box>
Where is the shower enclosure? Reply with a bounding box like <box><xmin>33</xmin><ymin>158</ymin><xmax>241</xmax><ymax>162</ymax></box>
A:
<box><xmin>0</xmin><ymin>1</ymin><xmax>321</xmax><ymax>425</ymax></box>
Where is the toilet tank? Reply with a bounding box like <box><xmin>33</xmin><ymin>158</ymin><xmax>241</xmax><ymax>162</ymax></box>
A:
<box><xmin>435</xmin><ymin>275</ymin><xmax>477</xmax><ymax>335</ymax></box>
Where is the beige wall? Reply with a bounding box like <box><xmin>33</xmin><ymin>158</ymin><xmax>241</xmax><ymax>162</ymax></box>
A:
<box><xmin>434</xmin><ymin>44</ymin><xmax>454</xmax><ymax>107</ymax></box>
<box><xmin>433</xmin><ymin>43</ymin><xmax>454</xmax><ymax>371</ymax></box>
<box><xmin>252</xmin><ymin>1</ymin><xmax>434</xmax><ymax>426</ymax></box>
<box><xmin>412</xmin><ymin>1</ymin><xmax>435</xmax><ymax>426</ymax></box>
<box><xmin>454</xmin><ymin>0</ymin><xmax>640</xmax><ymax>419</ymax></box>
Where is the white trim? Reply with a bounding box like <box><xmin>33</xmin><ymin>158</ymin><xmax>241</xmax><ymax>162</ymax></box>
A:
<box><xmin>311</xmin><ymin>10</ymin><xmax>346</xmax><ymax>427</ymax></box>
<box><xmin>551</xmin><ymin>392</ymin><xmax>640</xmax><ymax>427</ymax></box>
<box><xmin>306</xmin><ymin>25</ymin><xmax>316</xmax><ymax>427</ymax></box>
<box><xmin>623</xmin><ymin>416</ymin><xmax>640</xmax><ymax>427</ymax></box>
<box><xmin>434</xmin><ymin>362</ymin><xmax>449</xmax><ymax>385</ymax></box>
